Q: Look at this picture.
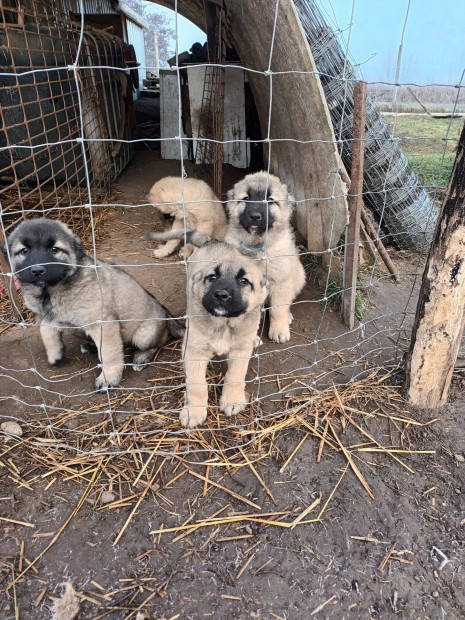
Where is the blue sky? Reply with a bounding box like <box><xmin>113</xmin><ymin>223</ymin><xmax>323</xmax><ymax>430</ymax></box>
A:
<box><xmin>319</xmin><ymin>0</ymin><xmax>465</xmax><ymax>85</ymax></box>
<box><xmin>145</xmin><ymin>0</ymin><xmax>464</xmax><ymax>85</ymax></box>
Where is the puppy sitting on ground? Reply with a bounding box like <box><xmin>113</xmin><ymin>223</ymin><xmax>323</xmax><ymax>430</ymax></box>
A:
<box><xmin>149</xmin><ymin>172</ymin><xmax>305</xmax><ymax>343</ymax></box>
<box><xmin>147</xmin><ymin>176</ymin><xmax>227</xmax><ymax>259</ymax></box>
<box><xmin>2</xmin><ymin>218</ymin><xmax>184</xmax><ymax>389</ymax></box>
<box><xmin>180</xmin><ymin>236</ymin><xmax>267</xmax><ymax>429</ymax></box>
<box><xmin>224</xmin><ymin>171</ymin><xmax>305</xmax><ymax>343</ymax></box>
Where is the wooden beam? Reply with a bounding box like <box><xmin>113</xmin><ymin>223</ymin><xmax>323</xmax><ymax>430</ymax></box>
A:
<box><xmin>342</xmin><ymin>81</ymin><xmax>366</xmax><ymax>329</ymax></box>
<box><xmin>360</xmin><ymin>207</ymin><xmax>399</xmax><ymax>282</ymax></box>
<box><xmin>339</xmin><ymin>164</ymin><xmax>399</xmax><ymax>282</ymax></box>
<box><xmin>403</xmin><ymin>122</ymin><xmax>465</xmax><ymax>408</ymax></box>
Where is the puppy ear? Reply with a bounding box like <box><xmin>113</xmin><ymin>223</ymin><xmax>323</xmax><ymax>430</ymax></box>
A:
<box><xmin>287</xmin><ymin>193</ymin><xmax>296</xmax><ymax>211</ymax></box>
<box><xmin>225</xmin><ymin>189</ymin><xmax>236</xmax><ymax>213</ymax></box>
<box><xmin>72</xmin><ymin>235</ymin><xmax>86</xmax><ymax>261</ymax></box>
<box><xmin>191</xmin><ymin>270</ymin><xmax>204</xmax><ymax>284</ymax></box>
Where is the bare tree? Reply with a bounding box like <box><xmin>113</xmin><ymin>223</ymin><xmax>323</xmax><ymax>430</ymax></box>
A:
<box><xmin>120</xmin><ymin>0</ymin><xmax>175</xmax><ymax>69</ymax></box>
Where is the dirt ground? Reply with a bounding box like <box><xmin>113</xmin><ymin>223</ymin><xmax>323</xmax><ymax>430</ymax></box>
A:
<box><xmin>1</xmin><ymin>151</ymin><xmax>464</xmax><ymax>619</ymax></box>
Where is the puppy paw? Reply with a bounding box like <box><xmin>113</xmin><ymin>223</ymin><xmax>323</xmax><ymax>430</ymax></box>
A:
<box><xmin>178</xmin><ymin>246</ymin><xmax>194</xmax><ymax>259</ymax></box>
<box><xmin>95</xmin><ymin>371</ymin><xmax>122</xmax><ymax>391</ymax></box>
<box><xmin>220</xmin><ymin>390</ymin><xmax>248</xmax><ymax>417</ymax></box>
<box><xmin>179</xmin><ymin>406</ymin><xmax>207</xmax><ymax>429</ymax></box>
<box><xmin>47</xmin><ymin>353</ymin><xmax>63</xmax><ymax>366</ymax></box>
<box><xmin>132</xmin><ymin>350</ymin><xmax>154</xmax><ymax>371</ymax></box>
<box><xmin>153</xmin><ymin>248</ymin><xmax>170</xmax><ymax>259</ymax></box>
<box><xmin>80</xmin><ymin>342</ymin><xmax>97</xmax><ymax>355</ymax></box>
<box><xmin>268</xmin><ymin>325</ymin><xmax>291</xmax><ymax>343</ymax></box>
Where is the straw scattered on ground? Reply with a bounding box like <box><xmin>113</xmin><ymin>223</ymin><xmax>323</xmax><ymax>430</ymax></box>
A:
<box><xmin>0</xmin><ymin>368</ymin><xmax>438</xmax><ymax>615</ymax></box>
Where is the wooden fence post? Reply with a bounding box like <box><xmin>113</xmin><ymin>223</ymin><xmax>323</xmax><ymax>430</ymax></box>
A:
<box><xmin>403</xmin><ymin>122</ymin><xmax>465</xmax><ymax>407</ymax></box>
<box><xmin>342</xmin><ymin>81</ymin><xmax>366</xmax><ymax>328</ymax></box>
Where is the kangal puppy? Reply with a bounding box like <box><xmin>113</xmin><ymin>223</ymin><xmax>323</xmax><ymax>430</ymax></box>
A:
<box><xmin>3</xmin><ymin>218</ymin><xmax>184</xmax><ymax>389</ymax></box>
<box><xmin>224</xmin><ymin>171</ymin><xmax>305</xmax><ymax>343</ymax></box>
<box><xmin>180</xmin><ymin>239</ymin><xmax>267</xmax><ymax>428</ymax></box>
<box><xmin>147</xmin><ymin>176</ymin><xmax>227</xmax><ymax>259</ymax></box>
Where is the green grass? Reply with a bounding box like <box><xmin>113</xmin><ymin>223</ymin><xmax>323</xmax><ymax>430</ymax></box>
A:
<box><xmin>405</xmin><ymin>152</ymin><xmax>455</xmax><ymax>187</ymax></box>
<box><xmin>385</xmin><ymin>114</ymin><xmax>463</xmax><ymax>187</ymax></box>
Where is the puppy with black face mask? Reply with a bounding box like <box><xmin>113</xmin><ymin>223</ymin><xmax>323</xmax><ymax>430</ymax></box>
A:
<box><xmin>2</xmin><ymin>218</ymin><xmax>184</xmax><ymax>389</ymax></box>
<box><xmin>225</xmin><ymin>171</ymin><xmax>306</xmax><ymax>344</ymax></box>
<box><xmin>148</xmin><ymin>172</ymin><xmax>306</xmax><ymax>344</ymax></box>
<box><xmin>181</xmin><ymin>240</ymin><xmax>267</xmax><ymax>429</ymax></box>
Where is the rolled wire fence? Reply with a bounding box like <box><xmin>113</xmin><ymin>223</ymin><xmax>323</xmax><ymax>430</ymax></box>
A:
<box><xmin>295</xmin><ymin>0</ymin><xmax>437</xmax><ymax>252</ymax></box>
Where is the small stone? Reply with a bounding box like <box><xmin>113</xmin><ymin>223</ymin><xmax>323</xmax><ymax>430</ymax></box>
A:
<box><xmin>454</xmin><ymin>454</ymin><xmax>465</xmax><ymax>463</ymax></box>
<box><xmin>1</xmin><ymin>421</ymin><xmax>23</xmax><ymax>437</ymax></box>
<box><xmin>100</xmin><ymin>491</ymin><xmax>116</xmax><ymax>504</ymax></box>
<box><xmin>455</xmin><ymin>488</ymin><xmax>461</xmax><ymax>494</ymax></box>
<box><xmin>151</xmin><ymin>482</ymin><xmax>161</xmax><ymax>492</ymax></box>
<box><xmin>64</xmin><ymin>418</ymin><xmax>80</xmax><ymax>430</ymax></box>
<box><xmin>432</xmin><ymin>591</ymin><xmax>439</xmax><ymax>598</ymax></box>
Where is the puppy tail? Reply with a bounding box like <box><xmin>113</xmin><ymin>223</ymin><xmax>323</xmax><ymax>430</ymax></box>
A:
<box><xmin>163</xmin><ymin>308</ymin><xmax>186</xmax><ymax>339</ymax></box>
<box><xmin>147</xmin><ymin>229</ymin><xmax>211</xmax><ymax>247</ymax></box>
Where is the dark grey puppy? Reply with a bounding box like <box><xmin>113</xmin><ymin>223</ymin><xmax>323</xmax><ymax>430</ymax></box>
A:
<box><xmin>2</xmin><ymin>218</ymin><xmax>184</xmax><ymax>389</ymax></box>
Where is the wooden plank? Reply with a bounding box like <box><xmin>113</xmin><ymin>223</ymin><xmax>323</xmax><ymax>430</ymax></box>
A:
<box><xmin>339</xmin><ymin>164</ymin><xmax>399</xmax><ymax>282</ymax></box>
<box><xmin>342</xmin><ymin>81</ymin><xmax>366</xmax><ymax>329</ymax></box>
<box><xmin>159</xmin><ymin>70</ymin><xmax>189</xmax><ymax>161</ymax></box>
<box><xmin>404</xmin><ymin>122</ymin><xmax>465</xmax><ymax>407</ymax></box>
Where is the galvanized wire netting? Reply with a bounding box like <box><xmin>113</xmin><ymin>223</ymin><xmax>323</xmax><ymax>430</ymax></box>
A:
<box><xmin>294</xmin><ymin>0</ymin><xmax>437</xmax><ymax>252</ymax></box>
<box><xmin>0</xmin><ymin>0</ymin><xmax>132</xmax><ymax>234</ymax></box>
<box><xmin>0</xmin><ymin>0</ymin><xmax>458</xmax><ymax>456</ymax></box>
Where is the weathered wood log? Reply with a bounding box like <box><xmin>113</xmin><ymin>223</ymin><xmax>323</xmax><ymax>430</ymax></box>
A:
<box><xmin>403</xmin><ymin>122</ymin><xmax>465</xmax><ymax>408</ymax></box>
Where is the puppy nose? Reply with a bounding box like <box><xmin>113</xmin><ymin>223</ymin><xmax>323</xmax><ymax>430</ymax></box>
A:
<box><xmin>214</xmin><ymin>289</ymin><xmax>231</xmax><ymax>301</ymax></box>
<box><xmin>30</xmin><ymin>265</ymin><xmax>46</xmax><ymax>276</ymax></box>
<box><xmin>250</xmin><ymin>212</ymin><xmax>261</xmax><ymax>221</ymax></box>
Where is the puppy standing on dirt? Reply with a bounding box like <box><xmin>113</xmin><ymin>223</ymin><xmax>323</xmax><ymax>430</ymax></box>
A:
<box><xmin>147</xmin><ymin>176</ymin><xmax>227</xmax><ymax>259</ymax></box>
<box><xmin>2</xmin><ymin>218</ymin><xmax>184</xmax><ymax>389</ymax></box>
<box><xmin>149</xmin><ymin>172</ymin><xmax>305</xmax><ymax>343</ymax></box>
<box><xmin>224</xmin><ymin>171</ymin><xmax>305</xmax><ymax>343</ymax></box>
<box><xmin>180</xmin><ymin>237</ymin><xmax>267</xmax><ymax>428</ymax></box>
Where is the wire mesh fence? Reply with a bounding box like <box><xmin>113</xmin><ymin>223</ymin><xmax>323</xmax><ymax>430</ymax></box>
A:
<box><xmin>1</xmin><ymin>0</ymin><xmax>462</xmax><ymax>449</ymax></box>
<box><xmin>0</xmin><ymin>0</ymin><xmax>131</xmax><ymax>234</ymax></box>
<box><xmin>1</xmin><ymin>0</ymin><xmax>464</xmax><ymax>615</ymax></box>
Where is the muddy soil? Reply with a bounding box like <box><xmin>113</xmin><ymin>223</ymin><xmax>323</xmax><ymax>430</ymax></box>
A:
<box><xmin>1</xmin><ymin>151</ymin><xmax>464</xmax><ymax>620</ymax></box>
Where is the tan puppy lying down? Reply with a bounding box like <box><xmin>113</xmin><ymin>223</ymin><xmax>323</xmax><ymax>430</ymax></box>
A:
<box><xmin>147</xmin><ymin>176</ymin><xmax>227</xmax><ymax>259</ymax></box>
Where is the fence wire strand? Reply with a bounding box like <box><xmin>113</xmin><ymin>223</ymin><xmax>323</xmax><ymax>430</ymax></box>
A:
<box><xmin>0</xmin><ymin>0</ymin><xmax>460</xmax><ymax>461</ymax></box>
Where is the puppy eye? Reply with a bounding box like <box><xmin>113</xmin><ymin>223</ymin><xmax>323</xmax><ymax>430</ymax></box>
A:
<box><xmin>18</xmin><ymin>247</ymin><xmax>29</xmax><ymax>256</ymax></box>
<box><xmin>239</xmin><ymin>277</ymin><xmax>251</xmax><ymax>286</ymax></box>
<box><xmin>205</xmin><ymin>273</ymin><xmax>218</xmax><ymax>283</ymax></box>
<box><xmin>50</xmin><ymin>247</ymin><xmax>61</xmax><ymax>255</ymax></box>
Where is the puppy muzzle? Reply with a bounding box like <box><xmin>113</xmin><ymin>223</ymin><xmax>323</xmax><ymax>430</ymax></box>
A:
<box><xmin>202</xmin><ymin>286</ymin><xmax>246</xmax><ymax>318</ymax></box>
<box><xmin>239</xmin><ymin>204</ymin><xmax>274</xmax><ymax>234</ymax></box>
